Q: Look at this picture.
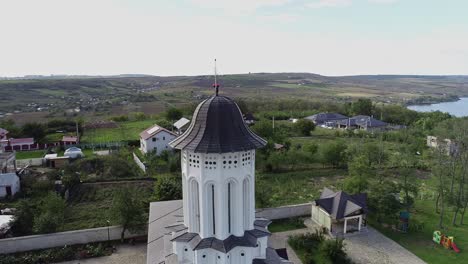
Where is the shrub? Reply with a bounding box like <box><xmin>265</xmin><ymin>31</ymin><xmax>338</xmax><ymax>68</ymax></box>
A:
<box><xmin>153</xmin><ymin>175</ymin><xmax>182</xmax><ymax>201</ymax></box>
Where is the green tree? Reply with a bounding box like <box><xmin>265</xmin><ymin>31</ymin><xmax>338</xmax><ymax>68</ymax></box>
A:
<box><xmin>153</xmin><ymin>175</ymin><xmax>182</xmax><ymax>201</ymax></box>
<box><xmin>320</xmin><ymin>141</ymin><xmax>347</xmax><ymax>168</ymax></box>
<box><xmin>165</xmin><ymin>107</ymin><xmax>183</xmax><ymax>121</ymax></box>
<box><xmin>343</xmin><ymin>155</ymin><xmax>371</xmax><ymax>194</ymax></box>
<box><xmin>10</xmin><ymin>199</ymin><xmax>35</xmax><ymax>235</ymax></box>
<box><xmin>22</xmin><ymin>122</ymin><xmax>46</xmax><ymax>142</ymax></box>
<box><xmin>351</xmin><ymin>98</ymin><xmax>373</xmax><ymax>116</ymax></box>
<box><xmin>33</xmin><ymin>192</ymin><xmax>66</xmax><ymax>234</ymax></box>
<box><xmin>110</xmin><ymin>187</ymin><xmax>146</xmax><ymax>241</ymax></box>
<box><xmin>398</xmin><ymin>167</ymin><xmax>419</xmax><ymax>211</ymax></box>
<box><xmin>294</xmin><ymin>119</ymin><xmax>315</xmax><ymax>136</ymax></box>
<box><xmin>368</xmin><ymin>181</ymin><xmax>401</xmax><ymax>223</ymax></box>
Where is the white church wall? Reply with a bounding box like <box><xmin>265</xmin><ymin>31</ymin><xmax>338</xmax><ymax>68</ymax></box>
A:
<box><xmin>182</xmin><ymin>150</ymin><xmax>256</xmax><ymax>240</ymax></box>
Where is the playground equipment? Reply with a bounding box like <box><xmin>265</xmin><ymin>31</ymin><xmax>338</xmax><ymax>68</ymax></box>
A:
<box><xmin>399</xmin><ymin>212</ymin><xmax>410</xmax><ymax>233</ymax></box>
<box><xmin>433</xmin><ymin>231</ymin><xmax>460</xmax><ymax>253</ymax></box>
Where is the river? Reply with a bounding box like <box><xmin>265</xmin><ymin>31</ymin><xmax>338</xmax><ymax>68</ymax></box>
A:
<box><xmin>407</xmin><ymin>97</ymin><xmax>468</xmax><ymax>117</ymax></box>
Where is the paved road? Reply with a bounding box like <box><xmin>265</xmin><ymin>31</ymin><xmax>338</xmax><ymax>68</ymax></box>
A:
<box><xmin>344</xmin><ymin>227</ymin><xmax>426</xmax><ymax>264</ymax></box>
<box><xmin>55</xmin><ymin>243</ymin><xmax>146</xmax><ymax>264</ymax></box>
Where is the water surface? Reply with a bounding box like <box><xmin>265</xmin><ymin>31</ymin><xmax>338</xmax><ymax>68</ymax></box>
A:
<box><xmin>408</xmin><ymin>97</ymin><xmax>468</xmax><ymax>117</ymax></box>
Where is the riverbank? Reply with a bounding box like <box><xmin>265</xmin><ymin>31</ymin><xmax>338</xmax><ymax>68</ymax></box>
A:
<box><xmin>405</xmin><ymin>95</ymin><xmax>460</xmax><ymax>106</ymax></box>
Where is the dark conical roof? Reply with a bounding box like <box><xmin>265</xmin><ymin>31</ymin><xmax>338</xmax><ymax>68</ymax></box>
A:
<box><xmin>169</xmin><ymin>96</ymin><xmax>267</xmax><ymax>153</ymax></box>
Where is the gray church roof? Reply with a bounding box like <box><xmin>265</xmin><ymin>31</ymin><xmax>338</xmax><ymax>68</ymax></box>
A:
<box><xmin>169</xmin><ymin>95</ymin><xmax>267</xmax><ymax>153</ymax></box>
<box><xmin>171</xmin><ymin>219</ymin><xmax>271</xmax><ymax>254</ymax></box>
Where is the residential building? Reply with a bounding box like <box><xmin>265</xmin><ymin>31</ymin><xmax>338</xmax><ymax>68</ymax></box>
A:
<box><xmin>427</xmin><ymin>136</ymin><xmax>458</xmax><ymax>156</ymax></box>
<box><xmin>337</xmin><ymin>115</ymin><xmax>388</xmax><ymax>131</ymax></box>
<box><xmin>146</xmin><ymin>95</ymin><xmax>290</xmax><ymax>264</ymax></box>
<box><xmin>0</xmin><ymin>152</ymin><xmax>19</xmax><ymax>199</ymax></box>
<box><xmin>6</xmin><ymin>138</ymin><xmax>35</xmax><ymax>150</ymax></box>
<box><xmin>140</xmin><ymin>124</ymin><xmax>177</xmax><ymax>155</ymax></box>
<box><xmin>62</xmin><ymin>136</ymin><xmax>79</xmax><ymax>145</ymax></box>
<box><xmin>312</xmin><ymin>188</ymin><xmax>367</xmax><ymax>236</ymax></box>
<box><xmin>305</xmin><ymin>112</ymin><xmax>348</xmax><ymax>127</ymax></box>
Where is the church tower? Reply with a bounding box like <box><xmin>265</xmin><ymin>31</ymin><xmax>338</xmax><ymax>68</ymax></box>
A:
<box><xmin>163</xmin><ymin>65</ymin><xmax>291</xmax><ymax>264</ymax></box>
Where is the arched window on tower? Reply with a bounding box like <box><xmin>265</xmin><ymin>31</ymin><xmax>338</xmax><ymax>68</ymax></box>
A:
<box><xmin>243</xmin><ymin>178</ymin><xmax>250</xmax><ymax>230</ymax></box>
<box><xmin>206</xmin><ymin>183</ymin><xmax>216</xmax><ymax>236</ymax></box>
<box><xmin>190</xmin><ymin>179</ymin><xmax>200</xmax><ymax>233</ymax></box>
<box><xmin>227</xmin><ymin>181</ymin><xmax>236</xmax><ymax>234</ymax></box>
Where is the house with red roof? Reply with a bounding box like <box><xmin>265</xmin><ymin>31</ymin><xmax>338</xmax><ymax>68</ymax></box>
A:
<box><xmin>62</xmin><ymin>136</ymin><xmax>79</xmax><ymax>145</ymax></box>
<box><xmin>140</xmin><ymin>124</ymin><xmax>177</xmax><ymax>155</ymax></box>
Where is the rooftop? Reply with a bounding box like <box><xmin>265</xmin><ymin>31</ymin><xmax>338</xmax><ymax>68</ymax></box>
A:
<box><xmin>140</xmin><ymin>124</ymin><xmax>176</xmax><ymax>140</ymax></box>
<box><xmin>315</xmin><ymin>188</ymin><xmax>367</xmax><ymax>220</ymax></box>
<box><xmin>169</xmin><ymin>96</ymin><xmax>267</xmax><ymax>153</ymax></box>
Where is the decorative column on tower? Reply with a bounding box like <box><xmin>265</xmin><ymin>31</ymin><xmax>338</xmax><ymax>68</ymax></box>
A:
<box><xmin>160</xmin><ymin>71</ymin><xmax>291</xmax><ymax>263</ymax></box>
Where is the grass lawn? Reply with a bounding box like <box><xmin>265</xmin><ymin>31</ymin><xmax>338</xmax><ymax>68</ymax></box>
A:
<box><xmin>257</xmin><ymin>168</ymin><xmax>346</xmax><ymax>207</ymax></box>
<box><xmin>15</xmin><ymin>150</ymin><xmax>47</xmax><ymax>159</ymax></box>
<box><xmin>81</xmin><ymin>120</ymin><xmax>160</xmax><ymax>143</ymax></box>
<box><xmin>371</xmin><ymin>198</ymin><xmax>468</xmax><ymax>264</ymax></box>
<box><xmin>63</xmin><ymin>181</ymin><xmax>153</xmax><ymax>231</ymax></box>
<box><xmin>268</xmin><ymin>217</ymin><xmax>307</xmax><ymax>233</ymax></box>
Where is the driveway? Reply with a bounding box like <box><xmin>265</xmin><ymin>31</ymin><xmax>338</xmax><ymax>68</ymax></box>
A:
<box><xmin>269</xmin><ymin>228</ymin><xmax>308</xmax><ymax>264</ymax></box>
<box><xmin>55</xmin><ymin>243</ymin><xmax>146</xmax><ymax>264</ymax></box>
<box><xmin>270</xmin><ymin>219</ymin><xmax>426</xmax><ymax>264</ymax></box>
<box><xmin>343</xmin><ymin>227</ymin><xmax>426</xmax><ymax>264</ymax></box>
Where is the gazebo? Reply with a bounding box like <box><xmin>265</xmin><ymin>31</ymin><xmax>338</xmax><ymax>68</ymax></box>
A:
<box><xmin>311</xmin><ymin>188</ymin><xmax>368</xmax><ymax>236</ymax></box>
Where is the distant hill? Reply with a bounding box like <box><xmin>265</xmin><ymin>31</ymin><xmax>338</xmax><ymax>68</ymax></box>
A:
<box><xmin>1</xmin><ymin>73</ymin><xmax>467</xmax><ymax>122</ymax></box>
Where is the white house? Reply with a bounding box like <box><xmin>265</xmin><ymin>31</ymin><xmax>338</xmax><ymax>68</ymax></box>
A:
<box><xmin>0</xmin><ymin>173</ymin><xmax>20</xmax><ymax>198</ymax></box>
<box><xmin>146</xmin><ymin>95</ymin><xmax>291</xmax><ymax>264</ymax></box>
<box><xmin>139</xmin><ymin>124</ymin><xmax>177</xmax><ymax>155</ymax></box>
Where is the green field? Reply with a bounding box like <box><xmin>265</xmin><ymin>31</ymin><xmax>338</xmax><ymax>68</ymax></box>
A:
<box><xmin>257</xmin><ymin>168</ymin><xmax>347</xmax><ymax>207</ymax></box>
<box><xmin>64</xmin><ymin>181</ymin><xmax>152</xmax><ymax>231</ymax></box>
<box><xmin>81</xmin><ymin>120</ymin><xmax>160</xmax><ymax>143</ymax></box>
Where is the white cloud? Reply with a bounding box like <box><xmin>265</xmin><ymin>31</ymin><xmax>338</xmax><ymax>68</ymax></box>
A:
<box><xmin>306</xmin><ymin>0</ymin><xmax>398</xmax><ymax>9</ymax></box>
<box><xmin>306</xmin><ymin>0</ymin><xmax>352</xmax><ymax>9</ymax></box>
<box><xmin>368</xmin><ymin>0</ymin><xmax>398</xmax><ymax>4</ymax></box>
<box><xmin>0</xmin><ymin>0</ymin><xmax>466</xmax><ymax>76</ymax></box>
<box><xmin>189</xmin><ymin>0</ymin><xmax>291</xmax><ymax>13</ymax></box>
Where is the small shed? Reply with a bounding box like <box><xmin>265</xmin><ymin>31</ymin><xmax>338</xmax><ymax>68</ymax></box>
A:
<box><xmin>312</xmin><ymin>188</ymin><xmax>367</xmax><ymax>236</ymax></box>
<box><xmin>0</xmin><ymin>173</ymin><xmax>20</xmax><ymax>198</ymax></box>
<box><xmin>44</xmin><ymin>154</ymin><xmax>70</xmax><ymax>168</ymax></box>
<box><xmin>173</xmin><ymin>118</ymin><xmax>191</xmax><ymax>134</ymax></box>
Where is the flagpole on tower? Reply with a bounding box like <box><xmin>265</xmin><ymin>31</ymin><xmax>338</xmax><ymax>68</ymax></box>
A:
<box><xmin>213</xmin><ymin>59</ymin><xmax>219</xmax><ymax>96</ymax></box>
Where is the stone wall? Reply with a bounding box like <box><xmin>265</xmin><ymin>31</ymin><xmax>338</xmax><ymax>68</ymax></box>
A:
<box><xmin>0</xmin><ymin>203</ymin><xmax>312</xmax><ymax>254</ymax></box>
<box><xmin>0</xmin><ymin>225</ymin><xmax>144</xmax><ymax>254</ymax></box>
<box><xmin>256</xmin><ymin>203</ymin><xmax>311</xmax><ymax>220</ymax></box>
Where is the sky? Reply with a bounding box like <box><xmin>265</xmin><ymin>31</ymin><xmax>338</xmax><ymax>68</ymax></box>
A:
<box><xmin>0</xmin><ymin>0</ymin><xmax>467</xmax><ymax>77</ymax></box>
